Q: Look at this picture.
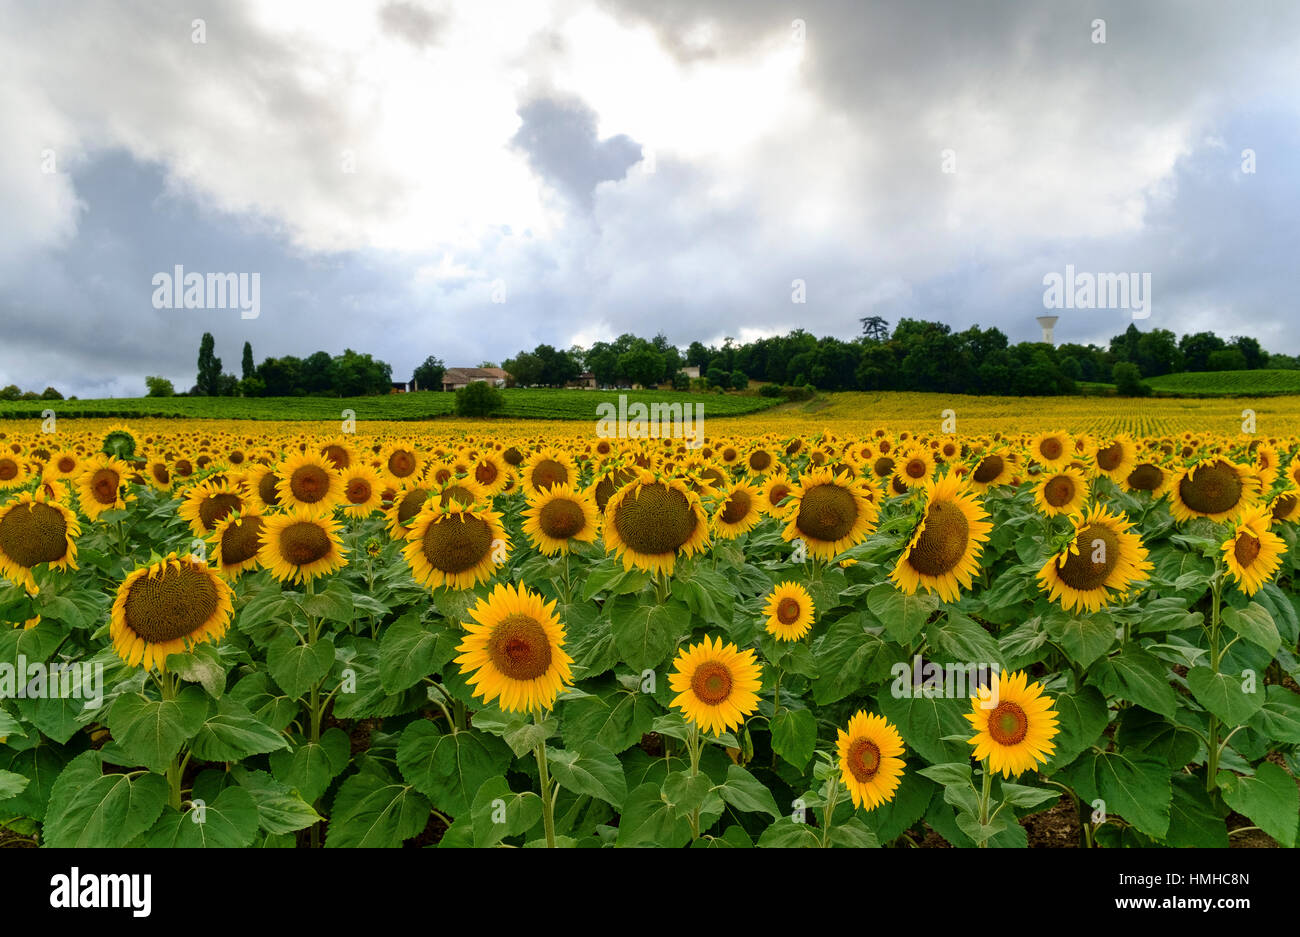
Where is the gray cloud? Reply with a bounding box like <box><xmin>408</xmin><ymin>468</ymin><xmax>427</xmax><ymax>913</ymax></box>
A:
<box><xmin>511</xmin><ymin>96</ymin><xmax>643</xmax><ymax>209</ymax></box>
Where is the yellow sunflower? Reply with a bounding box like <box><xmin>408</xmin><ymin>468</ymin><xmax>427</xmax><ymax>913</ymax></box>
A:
<box><xmin>712</xmin><ymin>481</ymin><xmax>764</xmax><ymax>539</ymax></box>
<box><xmin>257</xmin><ymin>508</ymin><xmax>348</xmax><ymax>585</ymax></box>
<box><xmin>1122</xmin><ymin>460</ymin><xmax>1172</xmax><ymax>497</ymax></box>
<box><xmin>1028</xmin><ymin>431</ymin><xmax>1073</xmax><ymax>470</ymax></box>
<box><xmin>1092</xmin><ymin>434</ymin><xmax>1137</xmax><ymax>482</ymax></box>
<box><xmin>454</xmin><ymin>582</ymin><xmax>573</xmax><ymax>714</ymax></box>
<box><xmin>0</xmin><ymin>454</ymin><xmax>30</xmax><ymax>490</ymax></box>
<box><xmin>967</xmin><ymin>448</ymin><xmax>1016</xmax><ymax>492</ymax></box>
<box><xmin>1033</xmin><ymin>468</ymin><xmax>1089</xmax><ymax>517</ymax></box>
<box><xmin>1222</xmin><ymin>504</ymin><xmax>1286</xmax><ymax>596</ymax></box>
<box><xmin>836</xmin><ymin>711</ymin><xmax>906</xmax><ymax>810</ymax></box>
<box><xmin>780</xmin><ymin>467</ymin><xmax>877</xmax><ymax>561</ymax></box>
<box><xmin>520</xmin><ymin>447</ymin><xmax>577</xmax><ymax>496</ymax></box>
<box><xmin>75</xmin><ymin>454</ymin><xmax>133</xmax><ymax>520</ymax></box>
<box><xmin>1169</xmin><ymin>459</ymin><xmax>1258</xmax><ymax>523</ymax></box>
<box><xmin>241</xmin><ymin>462</ymin><xmax>284</xmax><ymax>512</ymax></box>
<box><xmin>668</xmin><ymin>636</ymin><xmax>763</xmax><ymax>737</ymax></box>
<box><xmin>110</xmin><ymin>553</ymin><xmax>234</xmax><ymax>671</ymax></box>
<box><xmin>209</xmin><ymin>509</ymin><xmax>266</xmax><ymax>581</ymax></box>
<box><xmin>177</xmin><ymin>478</ymin><xmax>244</xmax><ymax>538</ymax></box>
<box><xmin>0</xmin><ymin>490</ymin><xmax>80</xmax><ymax>593</ymax></box>
<box><xmin>386</xmin><ymin>484</ymin><xmax>433</xmax><ymax>539</ymax></box>
<box><xmin>762</xmin><ymin>582</ymin><xmax>815</xmax><ymax>641</ymax></box>
<box><xmin>338</xmin><ymin>464</ymin><xmax>385</xmax><ymax>519</ymax></box>
<box><xmin>892</xmin><ymin>446</ymin><xmax>936</xmax><ymax>490</ymax></box>
<box><xmin>403</xmin><ymin>500</ymin><xmax>508</xmax><ymax>590</ymax></box>
<box><xmin>966</xmin><ymin>669</ymin><xmax>1059</xmax><ymax>778</ymax></box>
<box><xmin>603</xmin><ymin>471</ymin><xmax>710</xmax><ymax>576</ymax></box>
<box><xmin>276</xmin><ymin>451</ymin><xmax>343</xmax><ymax>514</ymax></box>
<box><xmin>380</xmin><ymin>443</ymin><xmax>423</xmax><ymax>484</ymax></box>
<box><xmin>469</xmin><ymin>450</ymin><xmax>512</xmax><ymax>496</ymax></box>
<box><xmin>1037</xmin><ymin>505</ymin><xmax>1152</xmax><ymax>613</ymax></box>
<box><xmin>319</xmin><ymin>436</ymin><xmax>358</xmax><ymax>472</ymax></box>
<box><xmin>759</xmin><ymin>472</ymin><xmax>796</xmax><ymax>518</ymax></box>
<box><xmin>891</xmin><ymin>472</ymin><xmax>992</xmax><ymax>602</ymax></box>
<box><xmin>1268</xmin><ymin>489</ymin><xmax>1300</xmax><ymax>525</ymax></box>
<box><xmin>521</xmin><ymin>483</ymin><xmax>599</xmax><ymax>556</ymax></box>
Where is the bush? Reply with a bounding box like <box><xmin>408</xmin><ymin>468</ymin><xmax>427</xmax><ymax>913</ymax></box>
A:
<box><xmin>759</xmin><ymin>383</ymin><xmax>782</xmax><ymax>398</ymax></box>
<box><xmin>671</xmin><ymin>371</ymin><xmax>690</xmax><ymax>391</ymax></box>
<box><xmin>729</xmin><ymin>370</ymin><xmax>749</xmax><ymax>390</ymax></box>
<box><xmin>145</xmin><ymin>376</ymin><xmax>175</xmax><ymax>397</ymax></box>
<box><xmin>780</xmin><ymin>384</ymin><xmax>816</xmax><ymax>402</ymax></box>
<box><xmin>706</xmin><ymin>367</ymin><xmax>728</xmax><ymax>389</ymax></box>
<box><xmin>41</xmin><ymin>387</ymin><xmax>63</xmax><ymax>400</ymax></box>
<box><xmin>1112</xmin><ymin>362</ymin><xmax>1151</xmax><ymax>397</ymax></box>
<box><xmin>455</xmin><ymin>380</ymin><xmax>505</xmax><ymax>417</ymax></box>
<box><xmin>0</xmin><ymin>385</ymin><xmax>19</xmax><ymax>401</ymax></box>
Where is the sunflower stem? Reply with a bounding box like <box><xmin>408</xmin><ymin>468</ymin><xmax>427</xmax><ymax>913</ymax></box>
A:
<box><xmin>1205</xmin><ymin>562</ymin><xmax>1225</xmax><ymax>793</ymax></box>
<box><xmin>534</xmin><ymin>713</ymin><xmax>558</xmax><ymax>848</ymax></box>
<box><xmin>977</xmin><ymin>760</ymin><xmax>993</xmax><ymax>848</ymax></box>
<box><xmin>687</xmin><ymin>721</ymin><xmax>702</xmax><ymax>840</ymax></box>
<box><xmin>819</xmin><ymin>775</ymin><xmax>840</xmax><ymax>848</ymax></box>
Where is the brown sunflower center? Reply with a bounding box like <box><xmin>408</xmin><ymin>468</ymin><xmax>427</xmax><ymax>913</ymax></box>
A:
<box><xmin>1043</xmin><ymin>475</ymin><xmax>1076</xmax><ymax>508</ymax></box>
<box><xmin>122</xmin><ymin>564</ymin><xmax>221</xmax><ymax>643</ymax></box>
<box><xmin>1056</xmin><ymin>522</ymin><xmax>1120</xmax><ymax>591</ymax></box>
<box><xmin>1096</xmin><ymin>442</ymin><xmax>1124</xmax><ymax>472</ymax></box>
<box><xmin>502</xmin><ymin>446</ymin><xmax>524</xmax><ymax>466</ymax></box>
<box><xmin>1178</xmin><ymin>461</ymin><xmax>1243</xmax><ymax>515</ymax></box>
<box><xmin>174</xmin><ymin>459</ymin><xmax>193</xmax><ymax>478</ymax></box>
<box><xmin>776</xmin><ymin>597</ymin><xmax>802</xmax><ymax>626</ymax></box>
<box><xmin>720</xmin><ymin>489</ymin><xmax>753</xmax><ymax>525</ymax></box>
<box><xmin>873</xmin><ymin>456</ymin><xmax>895</xmax><ymax>478</ymax></box>
<box><xmin>539</xmin><ymin>498</ymin><xmax>586</xmax><ymax>539</ymax></box>
<box><xmin>345</xmin><ymin>478</ymin><xmax>372</xmax><ymax>505</ymax></box>
<box><xmin>289</xmin><ymin>465</ymin><xmax>331</xmax><ymax>503</ymax></box>
<box><xmin>322</xmin><ymin>444</ymin><xmax>350</xmax><ymax>469</ymax></box>
<box><xmin>151</xmin><ymin>463</ymin><xmax>170</xmax><ymax>485</ymax></box>
<box><xmin>397</xmin><ymin>488</ymin><xmax>430</xmax><ymax>524</ymax></box>
<box><xmin>594</xmin><ymin>470</ymin><xmax>634</xmax><ymax>512</ymax></box>
<box><xmin>420</xmin><ymin>513</ymin><xmax>494</xmax><ymax>573</ymax></box>
<box><xmin>89</xmin><ymin>468</ymin><xmax>121</xmax><ymax>505</ymax></box>
<box><xmin>258</xmin><ymin>472</ymin><xmax>280</xmax><ymax>505</ymax></box>
<box><xmin>438</xmin><ymin>485</ymin><xmax>478</xmax><ymax>509</ymax></box>
<box><xmin>748</xmin><ymin>451</ymin><xmax>771</xmax><ymax>472</ymax></box>
<box><xmin>768</xmin><ymin>482</ymin><xmax>791</xmax><ymax>507</ymax></box>
<box><xmin>795</xmin><ymin>483</ymin><xmax>858</xmax><ymax>543</ymax></box>
<box><xmin>907</xmin><ymin>500</ymin><xmax>971</xmax><ymax>576</ymax></box>
<box><xmin>0</xmin><ymin>459</ymin><xmax>18</xmax><ymax>481</ymax></box>
<box><xmin>690</xmin><ymin>661</ymin><xmax>733</xmax><ymax>705</ymax></box>
<box><xmin>220</xmin><ymin>516</ymin><xmax>264</xmax><ymax>566</ymax></box>
<box><xmin>529</xmin><ymin>458</ymin><xmax>569</xmax><ymax>491</ymax></box>
<box><xmin>1271</xmin><ymin>494</ymin><xmax>1297</xmax><ymax>520</ymax></box>
<box><xmin>1039</xmin><ymin>437</ymin><xmax>1063</xmax><ymax>461</ymax></box>
<box><xmin>905</xmin><ymin>458</ymin><xmax>927</xmax><ymax>479</ymax></box>
<box><xmin>1127</xmin><ymin>463</ymin><xmax>1163</xmax><ymax>491</ymax></box>
<box><xmin>987</xmin><ymin>701</ymin><xmax>1029</xmax><ymax>746</ymax></box>
<box><xmin>57</xmin><ymin>456</ymin><xmax>77</xmax><ymax>473</ymax></box>
<box><xmin>198</xmin><ymin>492</ymin><xmax>242</xmax><ymax>531</ymax></box>
<box><xmin>613</xmin><ymin>483</ymin><xmax>697</xmax><ymax>555</ymax></box>
<box><xmin>388</xmin><ymin>450</ymin><xmax>417</xmax><ymax>478</ymax></box>
<box><xmin>1234</xmin><ymin>533</ymin><xmax>1262</xmax><ymax>568</ymax></box>
<box><xmin>486</xmin><ymin>613</ymin><xmax>552</xmax><ymax>681</ymax></box>
<box><xmin>973</xmin><ymin>455</ymin><xmax>1004</xmax><ymax>483</ymax></box>
<box><xmin>474</xmin><ymin>461</ymin><xmax>499</xmax><ymax>486</ymax></box>
<box><xmin>847</xmin><ymin>738</ymin><xmax>881</xmax><ymax>782</ymax></box>
<box><xmin>278</xmin><ymin>521</ymin><xmax>332</xmax><ymax>566</ymax></box>
<box><xmin>0</xmin><ymin>502</ymin><xmax>70</xmax><ymax>567</ymax></box>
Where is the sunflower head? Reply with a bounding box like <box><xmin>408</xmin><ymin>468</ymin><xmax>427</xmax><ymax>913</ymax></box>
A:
<box><xmin>668</xmin><ymin>635</ymin><xmax>763</xmax><ymax>737</ymax></box>
<box><xmin>404</xmin><ymin>501</ymin><xmax>508</xmax><ymax>591</ymax></box>
<box><xmin>966</xmin><ymin>670</ymin><xmax>1059</xmax><ymax>778</ymax></box>
<box><xmin>0</xmin><ymin>491</ymin><xmax>81</xmax><ymax>593</ymax></box>
<box><xmin>712</xmin><ymin>481</ymin><xmax>763</xmax><ymax>539</ymax></box>
<box><xmin>603</xmin><ymin>471</ymin><xmax>709</xmax><ymax>576</ymax></box>
<box><xmin>522</xmin><ymin>482</ymin><xmax>599</xmax><ymax>556</ymax></box>
<box><xmin>781</xmin><ymin>467</ymin><xmax>877</xmax><ymax>561</ymax></box>
<box><xmin>257</xmin><ymin>508</ymin><xmax>348</xmax><ymax>585</ymax></box>
<box><xmin>110</xmin><ymin>553</ymin><xmax>234</xmax><ymax>671</ymax></box>
<box><xmin>1170</xmin><ymin>459</ymin><xmax>1258</xmax><ymax>523</ymax></box>
<box><xmin>276</xmin><ymin>451</ymin><xmax>343</xmax><ymax>514</ymax></box>
<box><xmin>210</xmin><ymin>510</ymin><xmax>265</xmax><ymax>580</ymax></box>
<box><xmin>1222</xmin><ymin>504</ymin><xmax>1286</xmax><ymax>596</ymax></box>
<box><xmin>836</xmin><ymin>711</ymin><xmax>906</xmax><ymax>810</ymax></box>
<box><xmin>1037</xmin><ymin>505</ymin><xmax>1153</xmax><ymax>613</ymax></box>
<box><xmin>891</xmin><ymin>472</ymin><xmax>992</xmax><ymax>602</ymax></box>
<box><xmin>762</xmin><ymin>582</ymin><xmax>815</xmax><ymax>641</ymax></box>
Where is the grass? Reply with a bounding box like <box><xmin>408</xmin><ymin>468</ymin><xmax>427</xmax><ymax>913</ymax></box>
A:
<box><xmin>0</xmin><ymin>388</ymin><xmax>779</xmax><ymax>422</ymax></box>
<box><xmin>1143</xmin><ymin>369</ymin><xmax>1300</xmax><ymax>397</ymax></box>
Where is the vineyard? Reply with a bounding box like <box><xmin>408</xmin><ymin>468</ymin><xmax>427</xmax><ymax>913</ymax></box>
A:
<box><xmin>0</xmin><ymin>417</ymin><xmax>1297</xmax><ymax>849</ymax></box>
<box><xmin>1145</xmin><ymin>370</ymin><xmax>1300</xmax><ymax>398</ymax></box>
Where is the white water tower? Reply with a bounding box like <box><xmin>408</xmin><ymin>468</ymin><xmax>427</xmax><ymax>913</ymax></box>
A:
<box><xmin>1036</xmin><ymin>315</ymin><xmax>1059</xmax><ymax>345</ymax></box>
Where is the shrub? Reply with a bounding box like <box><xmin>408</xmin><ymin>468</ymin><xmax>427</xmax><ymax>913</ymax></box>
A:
<box><xmin>759</xmin><ymin>383</ymin><xmax>782</xmax><ymax>398</ymax></box>
<box><xmin>1113</xmin><ymin>362</ymin><xmax>1151</xmax><ymax>397</ymax></box>
<box><xmin>455</xmin><ymin>380</ymin><xmax>505</xmax><ymax>417</ymax></box>
<box><xmin>145</xmin><ymin>376</ymin><xmax>175</xmax><ymax>397</ymax></box>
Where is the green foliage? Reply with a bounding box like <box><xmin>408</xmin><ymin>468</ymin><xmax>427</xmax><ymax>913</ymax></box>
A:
<box><xmin>455</xmin><ymin>380</ymin><xmax>506</xmax><ymax>417</ymax></box>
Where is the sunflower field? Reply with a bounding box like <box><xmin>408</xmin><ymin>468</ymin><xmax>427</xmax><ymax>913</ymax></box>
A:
<box><xmin>1</xmin><ymin>418</ymin><xmax>1298</xmax><ymax>849</ymax></box>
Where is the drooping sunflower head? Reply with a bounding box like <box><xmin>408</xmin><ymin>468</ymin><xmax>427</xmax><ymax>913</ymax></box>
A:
<box><xmin>1037</xmin><ymin>504</ymin><xmax>1153</xmax><ymax>613</ymax></box>
<box><xmin>836</xmin><ymin>711</ymin><xmax>906</xmax><ymax>810</ymax></box>
<box><xmin>890</xmin><ymin>472</ymin><xmax>992</xmax><ymax>603</ymax></box>
<box><xmin>403</xmin><ymin>500</ymin><xmax>508</xmax><ymax>591</ymax></box>
<box><xmin>209</xmin><ymin>509</ymin><xmax>266</xmax><ymax>580</ymax></box>
<box><xmin>712</xmin><ymin>481</ymin><xmax>763</xmax><ymax>539</ymax></box>
<box><xmin>257</xmin><ymin>508</ymin><xmax>348</xmax><ymax>585</ymax></box>
<box><xmin>1033</xmin><ymin>467</ymin><xmax>1089</xmax><ymax>517</ymax></box>
<box><xmin>177</xmin><ymin>479</ymin><xmax>244</xmax><ymax>537</ymax></box>
<box><xmin>1170</xmin><ymin>458</ymin><xmax>1258</xmax><ymax>523</ymax></box>
<box><xmin>781</xmin><ymin>467</ymin><xmax>878</xmax><ymax>561</ymax></box>
<box><xmin>591</xmin><ymin>466</ymin><xmax>638</xmax><ymax>513</ymax></box>
<box><xmin>762</xmin><ymin>581</ymin><xmax>815</xmax><ymax>641</ymax></box>
<box><xmin>276</xmin><ymin>451</ymin><xmax>343</xmax><ymax>514</ymax></box>
<box><xmin>110</xmin><ymin>553</ymin><xmax>234</xmax><ymax>671</ymax></box>
<box><xmin>668</xmin><ymin>635</ymin><xmax>763</xmax><ymax>737</ymax></box>
<box><xmin>522</xmin><ymin>482</ymin><xmax>599</xmax><ymax>556</ymax></box>
<box><xmin>965</xmin><ymin>669</ymin><xmax>1059</xmax><ymax>778</ymax></box>
<box><xmin>0</xmin><ymin>491</ymin><xmax>81</xmax><ymax>592</ymax></box>
<box><xmin>1268</xmin><ymin>489</ymin><xmax>1300</xmax><ymax>525</ymax></box>
<box><xmin>453</xmin><ymin>582</ymin><xmax>573</xmax><ymax>714</ymax></box>
<box><xmin>1221</xmin><ymin>504</ymin><xmax>1286</xmax><ymax>596</ymax></box>
<box><xmin>100</xmin><ymin>424</ymin><xmax>138</xmax><ymax>461</ymax></box>
<box><xmin>603</xmin><ymin>471</ymin><xmax>709</xmax><ymax>576</ymax></box>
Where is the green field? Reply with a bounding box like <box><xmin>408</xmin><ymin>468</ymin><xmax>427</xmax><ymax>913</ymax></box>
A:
<box><xmin>1143</xmin><ymin>369</ymin><xmax>1300</xmax><ymax>397</ymax></box>
<box><xmin>0</xmin><ymin>388</ymin><xmax>779</xmax><ymax>422</ymax></box>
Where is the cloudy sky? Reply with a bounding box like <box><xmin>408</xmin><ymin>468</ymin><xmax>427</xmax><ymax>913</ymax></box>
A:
<box><xmin>4</xmin><ymin>0</ymin><xmax>1299</xmax><ymax>398</ymax></box>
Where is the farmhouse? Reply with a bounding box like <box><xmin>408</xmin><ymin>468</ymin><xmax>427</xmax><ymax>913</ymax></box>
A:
<box><xmin>441</xmin><ymin>367</ymin><xmax>510</xmax><ymax>391</ymax></box>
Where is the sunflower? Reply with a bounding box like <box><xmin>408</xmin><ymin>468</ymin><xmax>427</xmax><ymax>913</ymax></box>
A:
<box><xmin>177</xmin><ymin>479</ymin><xmax>244</xmax><ymax>537</ymax></box>
<box><xmin>1037</xmin><ymin>505</ymin><xmax>1152</xmax><ymax>613</ymax></box>
<box><xmin>1092</xmin><ymin>435</ymin><xmax>1137</xmax><ymax>482</ymax></box>
<box><xmin>74</xmin><ymin>454</ymin><xmax>133</xmax><ymax>520</ymax></box>
<box><xmin>404</xmin><ymin>500</ymin><xmax>508</xmax><ymax>590</ymax></box>
<box><xmin>276</xmin><ymin>451</ymin><xmax>343</xmax><ymax>514</ymax></box>
<box><xmin>0</xmin><ymin>454</ymin><xmax>30</xmax><ymax>490</ymax></box>
<box><xmin>965</xmin><ymin>670</ymin><xmax>1059</xmax><ymax>778</ymax></box>
<box><xmin>521</xmin><ymin>483</ymin><xmax>599</xmax><ymax>556</ymax></box>
<box><xmin>454</xmin><ymin>582</ymin><xmax>573</xmax><ymax>714</ymax></box>
<box><xmin>1029</xmin><ymin>431</ymin><xmax>1073</xmax><ymax>470</ymax></box>
<box><xmin>110</xmin><ymin>553</ymin><xmax>234</xmax><ymax>671</ymax></box>
<box><xmin>520</xmin><ymin>447</ymin><xmax>577</xmax><ymax>496</ymax></box>
<box><xmin>603</xmin><ymin>471</ymin><xmax>710</xmax><ymax>576</ymax></box>
<box><xmin>759</xmin><ymin>472</ymin><xmax>796</xmax><ymax>518</ymax></box>
<box><xmin>1222</xmin><ymin>504</ymin><xmax>1286</xmax><ymax>596</ymax></box>
<box><xmin>892</xmin><ymin>446</ymin><xmax>936</xmax><ymax>490</ymax></box>
<box><xmin>780</xmin><ymin>467</ymin><xmax>877</xmax><ymax>561</ymax></box>
<box><xmin>381</xmin><ymin>443</ymin><xmax>422</xmax><ymax>484</ymax></box>
<box><xmin>744</xmin><ymin>446</ymin><xmax>777</xmax><ymax>475</ymax></box>
<box><xmin>257</xmin><ymin>508</ymin><xmax>348</xmax><ymax>585</ymax></box>
<box><xmin>712</xmin><ymin>481</ymin><xmax>763</xmax><ymax>539</ymax></box>
<box><xmin>209</xmin><ymin>509</ymin><xmax>266</xmax><ymax>580</ymax></box>
<box><xmin>967</xmin><ymin>449</ymin><xmax>1016</xmax><ymax>492</ymax></box>
<box><xmin>1122</xmin><ymin>460</ymin><xmax>1171</xmax><ymax>497</ymax></box>
<box><xmin>1169</xmin><ymin>459</ymin><xmax>1258</xmax><ymax>523</ymax></box>
<box><xmin>0</xmin><ymin>491</ymin><xmax>80</xmax><ymax>593</ymax></box>
<box><xmin>762</xmin><ymin>582</ymin><xmax>815</xmax><ymax>641</ymax></box>
<box><xmin>668</xmin><ymin>636</ymin><xmax>763</xmax><ymax>737</ymax></box>
<box><xmin>836</xmin><ymin>711</ymin><xmax>906</xmax><ymax>810</ymax></box>
<box><xmin>590</xmin><ymin>466</ymin><xmax>638</xmax><ymax>513</ymax></box>
<box><xmin>319</xmin><ymin>437</ymin><xmax>358</xmax><ymax>471</ymax></box>
<box><xmin>1033</xmin><ymin>467</ymin><xmax>1089</xmax><ymax>517</ymax></box>
<box><xmin>144</xmin><ymin>459</ymin><xmax>174</xmax><ymax>492</ymax></box>
<box><xmin>338</xmin><ymin>464</ymin><xmax>385</xmax><ymax>519</ymax></box>
<box><xmin>469</xmin><ymin>450</ymin><xmax>512</xmax><ymax>496</ymax></box>
<box><xmin>241</xmin><ymin>462</ymin><xmax>283</xmax><ymax>511</ymax></box>
<box><xmin>386</xmin><ymin>484</ymin><xmax>433</xmax><ymax>539</ymax></box>
<box><xmin>1269</xmin><ymin>489</ymin><xmax>1300</xmax><ymax>524</ymax></box>
<box><xmin>100</xmin><ymin>424</ymin><xmax>138</xmax><ymax>460</ymax></box>
<box><xmin>891</xmin><ymin>473</ymin><xmax>992</xmax><ymax>602</ymax></box>
<box><xmin>43</xmin><ymin>450</ymin><xmax>82</xmax><ymax>481</ymax></box>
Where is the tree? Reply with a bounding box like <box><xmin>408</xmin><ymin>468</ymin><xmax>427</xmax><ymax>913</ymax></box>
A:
<box><xmin>412</xmin><ymin>355</ymin><xmax>446</xmax><ymax>392</ymax></box>
<box><xmin>533</xmin><ymin>344</ymin><xmax>580</xmax><ymax>386</ymax></box>
<box><xmin>301</xmin><ymin>350</ymin><xmax>336</xmax><ymax>395</ymax></box>
<box><xmin>1113</xmin><ymin>362</ymin><xmax>1150</xmax><ymax>397</ymax></box>
<box><xmin>706</xmin><ymin>366</ymin><xmax>728</xmax><ymax>388</ymax></box>
<box><xmin>456</xmin><ymin>380</ymin><xmax>505</xmax><ymax>417</ymax></box>
<box><xmin>241</xmin><ymin>342</ymin><xmax>255</xmax><ymax>380</ymax></box>
<box><xmin>1134</xmin><ymin>328</ymin><xmax>1182</xmax><ymax>377</ymax></box>
<box><xmin>1231</xmin><ymin>336</ymin><xmax>1267</xmax><ymax>370</ymax></box>
<box><xmin>41</xmin><ymin>387</ymin><xmax>63</xmax><ymax>400</ymax></box>
<box><xmin>1178</xmin><ymin>331</ymin><xmax>1225</xmax><ymax>372</ymax></box>
<box><xmin>671</xmin><ymin>370</ymin><xmax>690</xmax><ymax>390</ymax></box>
<box><xmin>256</xmin><ymin>356</ymin><xmax>302</xmax><ymax>396</ymax></box>
<box><xmin>502</xmin><ymin>352</ymin><xmax>543</xmax><ymax>387</ymax></box>
<box><xmin>686</xmin><ymin>341</ymin><xmax>711</xmax><ymax>369</ymax></box>
<box><xmin>145</xmin><ymin>376</ymin><xmax>175</xmax><ymax>397</ymax></box>
<box><xmin>618</xmin><ymin>346</ymin><xmax>666</xmax><ymax>388</ymax></box>
<box><xmin>216</xmin><ymin>373</ymin><xmax>240</xmax><ymax>397</ymax></box>
<box><xmin>333</xmin><ymin>349</ymin><xmax>392</xmax><ymax>396</ymax></box>
<box><xmin>0</xmin><ymin>385</ymin><xmax>20</xmax><ymax>401</ymax></box>
<box><xmin>859</xmin><ymin>315</ymin><xmax>889</xmax><ymax>342</ymax></box>
<box><xmin>1207</xmin><ymin>348</ymin><xmax>1248</xmax><ymax>371</ymax></box>
<box><xmin>196</xmin><ymin>332</ymin><xmax>223</xmax><ymax>396</ymax></box>
<box><xmin>729</xmin><ymin>370</ymin><xmax>749</xmax><ymax>390</ymax></box>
